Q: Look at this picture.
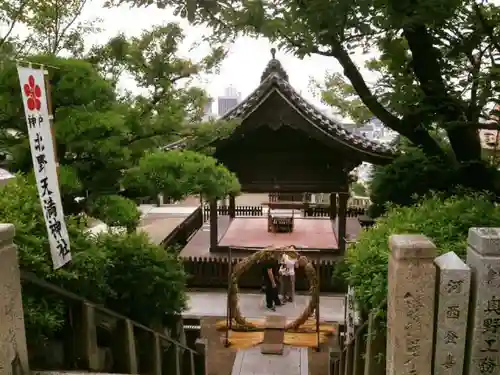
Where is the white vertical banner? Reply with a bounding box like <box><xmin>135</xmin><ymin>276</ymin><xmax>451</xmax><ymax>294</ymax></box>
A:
<box><xmin>17</xmin><ymin>66</ymin><xmax>71</xmax><ymax>269</ymax></box>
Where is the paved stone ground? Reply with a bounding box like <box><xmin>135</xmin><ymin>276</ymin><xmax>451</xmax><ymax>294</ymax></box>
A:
<box><xmin>185</xmin><ymin>291</ymin><xmax>345</xmax><ymax>323</ymax></box>
<box><xmin>231</xmin><ymin>346</ymin><xmax>308</xmax><ymax>375</ymax></box>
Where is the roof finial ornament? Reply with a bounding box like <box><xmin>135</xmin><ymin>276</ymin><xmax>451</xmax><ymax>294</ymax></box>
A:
<box><xmin>261</xmin><ymin>47</ymin><xmax>289</xmax><ymax>82</ymax></box>
<box><xmin>271</xmin><ymin>48</ymin><xmax>276</xmax><ymax>59</ymax></box>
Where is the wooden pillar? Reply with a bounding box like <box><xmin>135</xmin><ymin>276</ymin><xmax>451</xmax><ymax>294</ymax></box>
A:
<box><xmin>229</xmin><ymin>195</ymin><xmax>236</xmax><ymax>219</ymax></box>
<box><xmin>112</xmin><ymin>319</ymin><xmax>138</xmax><ymax>373</ymax></box>
<box><xmin>80</xmin><ymin>303</ymin><xmax>100</xmax><ymax>371</ymax></box>
<box><xmin>338</xmin><ymin>192</ymin><xmax>348</xmax><ymax>254</ymax></box>
<box><xmin>329</xmin><ymin>193</ymin><xmax>337</xmax><ymax>220</ymax></box>
<box><xmin>209</xmin><ymin>199</ymin><xmax>218</xmax><ymax>251</ymax></box>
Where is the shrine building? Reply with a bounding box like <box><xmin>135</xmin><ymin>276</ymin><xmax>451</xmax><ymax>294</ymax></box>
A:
<box><xmin>174</xmin><ymin>49</ymin><xmax>397</xmax><ymax>257</ymax></box>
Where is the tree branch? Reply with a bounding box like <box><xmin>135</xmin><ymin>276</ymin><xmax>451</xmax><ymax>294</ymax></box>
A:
<box><xmin>402</xmin><ymin>23</ymin><xmax>481</xmax><ymax>162</ymax></box>
<box><xmin>53</xmin><ymin>0</ymin><xmax>88</xmax><ymax>54</ymax></box>
<box><xmin>0</xmin><ymin>0</ymin><xmax>30</xmax><ymax>49</ymax></box>
<box><xmin>473</xmin><ymin>3</ymin><xmax>500</xmax><ymax>55</ymax></box>
<box><xmin>329</xmin><ymin>42</ymin><xmax>446</xmax><ymax>157</ymax></box>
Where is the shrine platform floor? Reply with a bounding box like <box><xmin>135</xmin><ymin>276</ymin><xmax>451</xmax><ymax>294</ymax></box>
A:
<box><xmin>179</xmin><ymin>216</ymin><xmax>361</xmax><ymax>260</ymax></box>
<box><xmin>219</xmin><ymin>218</ymin><xmax>338</xmax><ymax>250</ymax></box>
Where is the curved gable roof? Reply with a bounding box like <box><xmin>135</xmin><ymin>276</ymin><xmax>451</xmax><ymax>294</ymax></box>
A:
<box><xmin>164</xmin><ymin>50</ymin><xmax>399</xmax><ymax>163</ymax></box>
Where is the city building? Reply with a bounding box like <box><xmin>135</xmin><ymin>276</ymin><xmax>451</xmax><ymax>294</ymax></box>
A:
<box><xmin>217</xmin><ymin>86</ymin><xmax>242</xmax><ymax>116</ymax></box>
<box><xmin>345</xmin><ymin>117</ymin><xmax>398</xmax><ymax>183</ymax></box>
<box><xmin>202</xmin><ymin>97</ymin><xmax>216</xmax><ymax>121</ymax></box>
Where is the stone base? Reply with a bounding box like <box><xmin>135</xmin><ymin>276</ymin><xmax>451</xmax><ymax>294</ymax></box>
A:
<box><xmin>261</xmin><ymin>315</ymin><xmax>286</xmax><ymax>355</ymax></box>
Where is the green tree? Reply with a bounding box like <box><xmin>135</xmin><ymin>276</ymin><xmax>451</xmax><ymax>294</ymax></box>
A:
<box><xmin>0</xmin><ymin>174</ymin><xmax>111</xmax><ymax>344</ymax></box>
<box><xmin>115</xmin><ymin>0</ymin><xmax>500</xmax><ymax>191</ymax></box>
<box><xmin>0</xmin><ymin>55</ymin><xmax>138</xmax><ymax>226</ymax></box>
<box><xmin>0</xmin><ymin>0</ymin><xmax>100</xmax><ymax>57</ymax></box>
<box><xmin>123</xmin><ymin>150</ymin><xmax>241</xmax><ymax>200</ymax></box>
<box><xmin>86</xmin><ymin>24</ymin><xmax>239</xmax><ymax>157</ymax></box>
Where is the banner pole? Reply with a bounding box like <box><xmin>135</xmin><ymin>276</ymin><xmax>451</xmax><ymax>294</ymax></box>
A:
<box><xmin>42</xmin><ymin>67</ymin><xmax>59</xmax><ymax>176</ymax></box>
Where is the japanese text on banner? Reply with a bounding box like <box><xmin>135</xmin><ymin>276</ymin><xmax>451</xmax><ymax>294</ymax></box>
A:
<box><xmin>17</xmin><ymin>66</ymin><xmax>71</xmax><ymax>269</ymax></box>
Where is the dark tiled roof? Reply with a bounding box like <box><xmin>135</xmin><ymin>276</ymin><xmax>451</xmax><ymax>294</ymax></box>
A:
<box><xmin>222</xmin><ymin>72</ymin><xmax>397</xmax><ymax>160</ymax></box>
<box><xmin>163</xmin><ymin>52</ymin><xmax>398</xmax><ymax>161</ymax></box>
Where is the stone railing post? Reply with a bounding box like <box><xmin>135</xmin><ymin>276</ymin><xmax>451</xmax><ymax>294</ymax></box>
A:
<box><xmin>433</xmin><ymin>252</ymin><xmax>471</xmax><ymax>375</ymax></box>
<box><xmin>0</xmin><ymin>224</ymin><xmax>29</xmax><ymax>374</ymax></box>
<box><xmin>465</xmin><ymin>228</ymin><xmax>500</xmax><ymax>375</ymax></box>
<box><xmin>387</xmin><ymin>234</ymin><xmax>437</xmax><ymax>375</ymax></box>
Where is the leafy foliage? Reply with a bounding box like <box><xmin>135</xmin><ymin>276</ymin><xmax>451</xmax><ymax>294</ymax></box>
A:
<box><xmin>94</xmin><ymin>232</ymin><xmax>187</xmax><ymax>326</ymax></box>
<box><xmin>0</xmin><ymin>47</ymin><xmax>237</xmax><ymax>223</ymax></box>
<box><xmin>87</xmin><ymin>195</ymin><xmax>141</xmax><ymax>232</ymax></box>
<box><xmin>368</xmin><ymin>147</ymin><xmax>499</xmax><ymax>217</ymax></box>
<box><xmin>345</xmin><ymin>193</ymin><xmax>500</xmax><ymax>313</ymax></box>
<box><xmin>122</xmin><ymin>0</ymin><xmax>500</xmax><ymax>191</ymax></box>
<box><xmin>0</xmin><ymin>0</ymin><xmax>100</xmax><ymax>56</ymax></box>
<box><xmin>123</xmin><ymin>150</ymin><xmax>241</xmax><ymax>200</ymax></box>
<box><xmin>0</xmin><ymin>175</ymin><xmax>186</xmax><ymax>344</ymax></box>
<box><xmin>0</xmin><ymin>174</ymin><xmax>110</xmax><ymax>341</ymax></box>
<box><xmin>351</xmin><ymin>181</ymin><xmax>368</xmax><ymax>197</ymax></box>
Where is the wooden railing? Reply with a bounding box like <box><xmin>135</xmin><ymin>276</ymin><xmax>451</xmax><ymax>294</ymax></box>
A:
<box><xmin>203</xmin><ymin>205</ymin><xmax>264</xmax><ymax>221</ymax></box>
<box><xmin>163</xmin><ymin>206</ymin><xmax>204</xmax><ymax>248</ymax></box>
<box><xmin>21</xmin><ymin>271</ymin><xmax>206</xmax><ymax>375</ymax></box>
<box><xmin>183</xmin><ymin>256</ymin><xmax>346</xmax><ymax>293</ymax></box>
<box><xmin>202</xmin><ymin>204</ymin><xmax>367</xmax><ymax>221</ymax></box>
<box><xmin>331</xmin><ymin>300</ymin><xmax>387</xmax><ymax>375</ymax></box>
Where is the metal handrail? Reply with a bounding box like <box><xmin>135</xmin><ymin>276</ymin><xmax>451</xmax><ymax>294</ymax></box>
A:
<box><xmin>20</xmin><ymin>271</ymin><xmax>199</xmax><ymax>355</ymax></box>
<box><xmin>342</xmin><ymin>297</ymin><xmax>387</xmax><ymax>350</ymax></box>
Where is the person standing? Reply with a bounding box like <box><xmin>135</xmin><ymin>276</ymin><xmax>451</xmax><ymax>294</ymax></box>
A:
<box><xmin>280</xmin><ymin>253</ymin><xmax>297</xmax><ymax>303</ymax></box>
<box><xmin>261</xmin><ymin>255</ymin><xmax>282</xmax><ymax>311</ymax></box>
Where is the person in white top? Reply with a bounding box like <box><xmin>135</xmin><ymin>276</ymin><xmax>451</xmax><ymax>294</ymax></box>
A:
<box><xmin>279</xmin><ymin>253</ymin><xmax>297</xmax><ymax>303</ymax></box>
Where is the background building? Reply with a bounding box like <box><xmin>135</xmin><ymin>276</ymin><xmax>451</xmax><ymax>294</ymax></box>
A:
<box><xmin>202</xmin><ymin>97</ymin><xmax>215</xmax><ymax>121</ymax></box>
<box><xmin>346</xmin><ymin>117</ymin><xmax>398</xmax><ymax>183</ymax></box>
<box><xmin>217</xmin><ymin>86</ymin><xmax>242</xmax><ymax>116</ymax></box>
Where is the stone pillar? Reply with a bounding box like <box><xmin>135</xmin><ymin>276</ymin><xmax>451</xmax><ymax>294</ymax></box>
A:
<box><xmin>209</xmin><ymin>199</ymin><xmax>218</xmax><ymax>251</ymax></box>
<box><xmin>337</xmin><ymin>192</ymin><xmax>348</xmax><ymax>254</ymax></box>
<box><xmin>387</xmin><ymin>234</ymin><xmax>437</xmax><ymax>375</ymax></box>
<box><xmin>228</xmin><ymin>195</ymin><xmax>236</xmax><ymax>219</ymax></box>
<box><xmin>0</xmin><ymin>224</ymin><xmax>29</xmax><ymax>375</ymax></box>
<box><xmin>433</xmin><ymin>252</ymin><xmax>471</xmax><ymax>375</ymax></box>
<box><xmin>330</xmin><ymin>193</ymin><xmax>337</xmax><ymax>220</ymax></box>
<box><xmin>465</xmin><ymin>228</ymin><xmax>500</xmax><ymax>375</ymax></box>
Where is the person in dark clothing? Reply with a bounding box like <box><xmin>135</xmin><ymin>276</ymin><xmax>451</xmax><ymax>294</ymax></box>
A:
<box><xmin>261</xmin><ymin>257</ymin><xmax>282</xmax><ymax>311</ymax></box>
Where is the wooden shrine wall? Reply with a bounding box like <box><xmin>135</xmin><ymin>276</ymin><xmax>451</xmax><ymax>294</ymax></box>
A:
<box><xmin>214</xmin><ymin>125</ymin><xmax>353</xmax><ymax>193</ymax></box>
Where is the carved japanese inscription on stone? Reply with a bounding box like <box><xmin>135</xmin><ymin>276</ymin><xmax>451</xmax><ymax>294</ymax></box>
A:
<box><xmin>466</xmin><ymin>228</ymin><xmax>500</xmax><ymax>375</ymax></box>
<box><xmin>434</xmin><ymin>252</ymin><xmax>471</xmax><ymax>375</ymax></box>
<box><xmin>403</xmin><ymin>292</ymin><xmax>423</xmax><ymax>375</ymax></box>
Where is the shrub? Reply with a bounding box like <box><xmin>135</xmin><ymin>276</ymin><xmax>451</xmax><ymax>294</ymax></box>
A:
<box><xmin>368</xmin><ymin>148</ymin><xmax>452</xmax><ymax>217</ymax></box>
<box><xmin>346</xmin><ymin>192</ymin><xmax>500</xmax><ymax>314</ymax></box>
<box><xmin>0</xmin><ymin>174</ymin><xmax>186</xmax><ymax>343</ymax></box>
<box><xmin>93</xmin><ymin>232</ymin><xmax>187</xmax><ymax>326</ymax></box>
<box><xmin>123</xmin><ymin>150</ymin><xmax>241</xmax><ymax>201</ymax></box>
<box><xmin>0</xmin><ymin>174</ymin><xmax>110</xmax><ymax>342</ymax></box>
<box><xmin>368</xmin><ymin>148</ymin><xmax>499</xmax><ymax>218</ymax></box>
<box><xmin>87</xmin><ymin>194</ymin><xmax>141</xmax><ymax>232</ymax></box>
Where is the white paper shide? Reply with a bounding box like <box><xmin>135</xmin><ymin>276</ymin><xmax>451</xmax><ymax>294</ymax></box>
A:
<box><xmin>17</xmin><ymin>66</ymin><xmax>71</xmax><ymax>269</ymax></box>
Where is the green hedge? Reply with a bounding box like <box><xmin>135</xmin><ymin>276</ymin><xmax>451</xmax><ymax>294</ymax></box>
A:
<box><xmin>345</xmin><ymin>192</ymin><xmax>500</xmax><ymax>313</ymax></box>
<box><xmin>0</xmin><ymin>174</ymin><xmax>187</xmax><ymax>344</ymax></box>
